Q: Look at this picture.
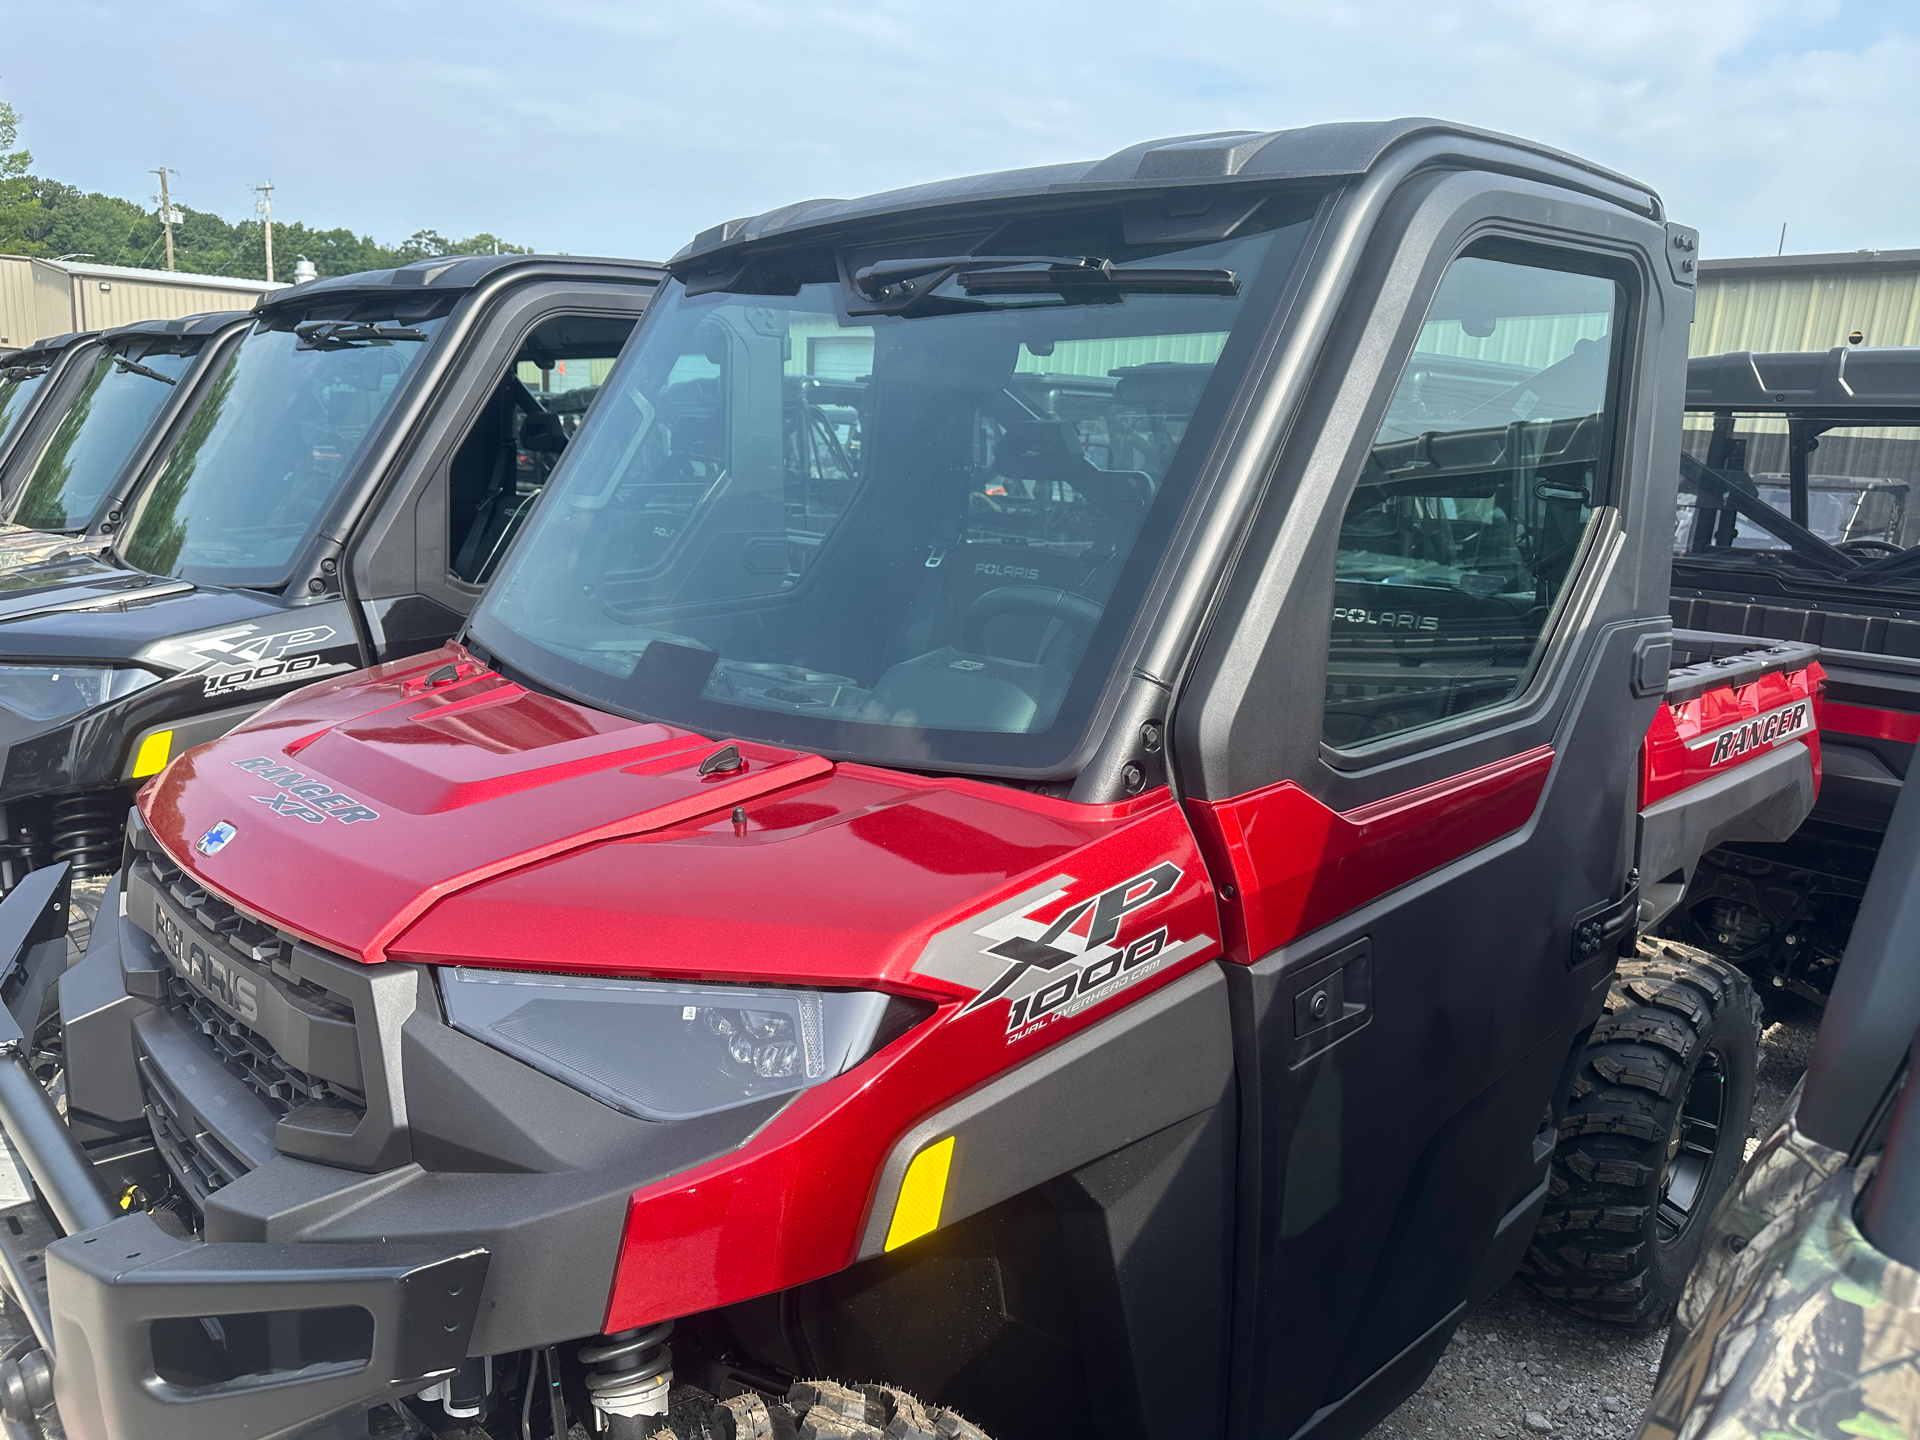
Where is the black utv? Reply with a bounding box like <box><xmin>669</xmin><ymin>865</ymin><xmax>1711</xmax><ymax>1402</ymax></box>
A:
<box><xmin>0</xmin><ymin>254</ymin><xmax>659</xmax><ymax>888</ymax></box>
<box><xmin>0</xmin><ymin>312</ymin><xmax>251</xmax><ymax>574</ymax></box>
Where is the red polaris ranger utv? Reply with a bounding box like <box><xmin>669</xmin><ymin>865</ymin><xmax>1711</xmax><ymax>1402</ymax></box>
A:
<box><xmin>0</xmin><ymin>121</ymin><xmax>1827</xmax><ymax>1440</ymax></box>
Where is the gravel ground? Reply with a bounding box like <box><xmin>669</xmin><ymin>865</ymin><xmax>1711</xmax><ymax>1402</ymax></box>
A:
<box><xmin>1367</xmin><ymin>1003</ymin><xmax>1821</xmax><ymax>1440</ymax></box>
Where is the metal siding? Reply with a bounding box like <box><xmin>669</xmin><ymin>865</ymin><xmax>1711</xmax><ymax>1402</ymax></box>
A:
<box><xmin>0</xmin><ymin>258</ymin><xmax>36</xmax><ymax>348</ymax></box>
<box><xmin>31</xmin><ymin>261</ymin><xmax>72</xmax><ymax>339</ymax></box>
<box><xmin>1693</xmin><ymin>268</ymin><xmax>1920</xmax><ymax>356</ymax></box>
<box><xmin>0</xmin><ymin>256</ymin><xmax>277</xmax><ymax>347</ymax></box>
<box><xmin>73</xmin><ymin>278</ymin><xmax>259</xmax><ymax>331</ymax></box>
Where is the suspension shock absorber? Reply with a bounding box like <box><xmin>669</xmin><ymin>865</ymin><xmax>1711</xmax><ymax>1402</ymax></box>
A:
<box><xmin>579</xmin><ymin>1320</ymin><xmax>673</xmax><ymax>1436</ymax></box>
<box><xmin>49</xmin><ymin>791</ymin><xmax>121</xmax><ymax>878</ymax></box>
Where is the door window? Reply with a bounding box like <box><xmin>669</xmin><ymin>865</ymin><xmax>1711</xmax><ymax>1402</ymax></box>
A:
<box><xmin>446</xmin><ymin>312</ymin><xmax>637</xmax><ymax>585</ymax></box>
<box><xmin>1323</xmin><ymin>251</ymin><xmax>1627</xmax><ymax>748</ymax></box>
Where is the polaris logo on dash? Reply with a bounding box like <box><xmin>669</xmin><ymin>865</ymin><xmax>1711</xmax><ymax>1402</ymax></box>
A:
<box><xmin>1333</xmin><ymin>606</ymin><xmax>1440</xmax><ymax>631</ymax></box>
<box><xmin>1690</xmin><ymin>700</ymin><xmax>1814</xmax><ymax>766</ymax></box>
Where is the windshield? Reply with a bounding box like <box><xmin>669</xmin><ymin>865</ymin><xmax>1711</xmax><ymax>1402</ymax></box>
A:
<box><xmin>8</xmin><ymin>345</ymin><xmax>198</xmax><ymax>530</ymax></box>
<box><xmin>118</xmin><ymin>316</ymin><xmax>445</xmax><ymax>585</ymax></box>
<box><xmin>0</xmin><ymin>366</ymin><xmax>49</xmax><ymax>454</ymax></box>
<box><xmin>473</xmin><ymin>208</ymin><xmax>1312</xmax><ymax>772</ymax></box>
<box><xmin>1677</xmin><ymin>418</ymin><xmax>1920</xmax><ymax>560</ymax></box>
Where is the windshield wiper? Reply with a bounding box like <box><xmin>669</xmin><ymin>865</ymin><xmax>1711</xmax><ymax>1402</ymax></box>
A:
<box><xmin>0</xmin><ymin>364</ymin><xmax>49</xmax><ymax>383</ymax></box>
<box><xmin>294</xmin><ymin>321</ymin><xmax>430</xmax><ymax>351</ymax></box>
<box><xmin>851</xmin><ymin>254</ymin><xmax>1237</xmax><ymax>313</ymax></box>
<box><xmin>110</xmin><ymin>354</ymin><xmax>176</xmax><ymax>385</ymax></box>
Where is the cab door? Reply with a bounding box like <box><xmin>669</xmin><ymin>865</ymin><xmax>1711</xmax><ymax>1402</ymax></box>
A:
<box><xmin>1172</xmin><ymin>174</ymin><xmax>1688</xmax><ymax>1439</ymax></box>
<box><xmin>347</xmin><ymin>283</ymin><xmax>651</xmax><ymax>660</ymax></box>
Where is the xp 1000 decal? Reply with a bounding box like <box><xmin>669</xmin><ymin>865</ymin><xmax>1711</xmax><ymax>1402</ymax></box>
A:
<box><xmin>147</xmin><ymin>622</ymin><xmax>353</xmax><ymax>698</ymax></box>
<box><xmin>913</xmin><ymin>863</ymin><xmax>1215</xmax><ymax>1040</ymax></box>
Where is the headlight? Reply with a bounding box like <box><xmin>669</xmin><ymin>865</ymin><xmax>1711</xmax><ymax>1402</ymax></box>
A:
<box><xmin>0</xmin><ymin>665</ymin><xmax>160</xmax><ymax>722</ymax></box>
<box><xmin>437</xmin><ymin>968</ymin><xmax>893</xmax><ymax>1121</ymax></box>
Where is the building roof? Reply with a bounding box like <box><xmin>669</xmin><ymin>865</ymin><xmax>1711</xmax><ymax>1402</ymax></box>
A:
<box><xmin>1698</xmin><ymin>250</ymin><xmax>1920</xmax><ymax>280</ymax></box>
<box><xmin>669</xmin><ymin>118</ymin><xmax>1662</xmax><ymax>268</ymax></box>
<box><xmin>6</xmin><ymin>255</ymin><xmax>286</xmax><ymax>295</ymax></box>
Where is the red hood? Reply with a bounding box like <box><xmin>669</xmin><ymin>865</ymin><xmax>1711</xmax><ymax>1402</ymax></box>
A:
<box><xmin>141</xmin><ymin>646</ymin><xmax>1144</xmax><ymax>991</ymax></box>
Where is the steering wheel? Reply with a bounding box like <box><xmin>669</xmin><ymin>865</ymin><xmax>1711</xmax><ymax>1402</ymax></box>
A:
<box><xmin>961</xmin><ymin>585</ymin><xmax>1105</xmax><ymax>657</ymax></box>
<box><xmin>1838</xmin><ymin>539</ymin><xmax>1905</xmax><ymax>561</ymax></box>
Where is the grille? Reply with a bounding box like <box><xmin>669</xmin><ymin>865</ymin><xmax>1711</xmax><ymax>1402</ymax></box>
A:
<box><xmin>140</xmin><ymin>852</ymin><xmax>351</xmax><ymax>1020</ymax></box>
<box><xmin>163</xmin><ymin>972</ymin><xmax>364</xmax><ymax>1116</ymax></box>
<box><xmin>132</xmin><ymin>849</ymin><xmax>368</xmax><ymax>1196</ymax></box>
<box><xmin>140</xmin><ymin>1054</ymin><xmax>248</xmax><ymax>1203</ymax></box>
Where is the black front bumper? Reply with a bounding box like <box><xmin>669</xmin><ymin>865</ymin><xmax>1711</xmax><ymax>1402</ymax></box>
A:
<box><xmin>47</xmin><ymin>1214</ymin><xmax>485</xmax><ymax>1440</ymax></box>
<box><xmin>16</xmin><ymin>826</ymin><xmax>786</xmax><ymax>1440</ymax></box>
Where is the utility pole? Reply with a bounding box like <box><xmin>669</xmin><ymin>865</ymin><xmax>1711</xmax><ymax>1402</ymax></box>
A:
<box><xmin>251</xmin><ymin>180</ymin><xmax>276</xmax><ymax>283</ymax></box>
<box><xmin>151</xmin><ymin>167</ymin><xmax>177</xmax><ymax>271</ymax></box>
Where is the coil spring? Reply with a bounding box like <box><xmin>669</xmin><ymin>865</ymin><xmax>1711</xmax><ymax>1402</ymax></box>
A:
<box><xmin>50</xmin><ymin>792</ymin><xmax>120</xmax><ymax>878</ymax></box>
<box><xmin>579</xmin><ymin>1320</ymin><xmax>673</xmax><ymax>1420</ymax></box>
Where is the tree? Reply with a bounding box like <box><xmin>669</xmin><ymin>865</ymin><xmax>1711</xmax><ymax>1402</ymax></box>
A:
<box><xmin>0</xmin><ymin>101</ymin><xmax>39</xmax><ymax>252</ymax></box>
<box><xmin>0</xmin><ymin>103</ymin><xmax>530</xmax><ymax>276</ymax></box>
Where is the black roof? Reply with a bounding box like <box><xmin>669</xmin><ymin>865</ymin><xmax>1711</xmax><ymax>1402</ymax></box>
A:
<box><xmin>671</xmin><ymin>118</ymin><xmax>1661</xmax><ymax>268</ymax></box>
<box><xmin>98</xmin><ymin>310</ymin><xmax>251</xmax><ymax>345</ymax></box>
<box><xmin>1687</xmin><ymin>347</ymin><xmax>1920</xmax><ymax>414</ymax></box>
<box><xmin>257</xmin><ymin>252</ymin><xmax>665</xmax><ymax>318</ymax></box>
<box><xmin>3</xmin><ymin>330</ymin><xmax>98</xmax><ymax>365</ymax></box>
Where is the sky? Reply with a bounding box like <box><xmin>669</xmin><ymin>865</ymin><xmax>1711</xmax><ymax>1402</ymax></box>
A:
<box><xmin>3</xmin><ymin>0</ymin><xmax>1916</xmax><ymax>264</ymax></box>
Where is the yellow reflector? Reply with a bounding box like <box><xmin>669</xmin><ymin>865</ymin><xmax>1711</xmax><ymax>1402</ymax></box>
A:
<box><xmin>131</xmin><ymin>730</ymin><xmax>173</xmax><ymax>778</ymax></box>
<box><xmin>884</xmin><ymin>1135</ymin><xmax>955</xmax><ymax>1252</ymax></box>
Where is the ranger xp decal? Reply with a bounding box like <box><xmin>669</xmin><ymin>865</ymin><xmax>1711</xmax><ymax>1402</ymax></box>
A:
<box><xmin>912</xmin><ymin>864</ymin><xmax>1214</xmax><ymax>1040</ymax></box>
<box><xmin>1688</xmin><ymin>699</ymin><xmax>1814</xmax><ymax>766</ymax></box>
<box><xmin>232</xmin><ymin>757</ymin><xmax>380</xmax><ymax>824</ymax></box>
<box><xmin>150</xmin><ymin>622</ymin><xmax>352</xmax><ymax>698</ymax></box>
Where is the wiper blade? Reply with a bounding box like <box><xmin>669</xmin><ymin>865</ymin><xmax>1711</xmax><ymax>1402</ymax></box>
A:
<box><xmin>1839</xmin><ymin>544</ymin><xmax>1920</xmax><ymax>585</ymax></box>
<box><xmin>851</xmin><ymin>254</ymin><xmax>1237</xmax><ymax>313</ymax></box>
<box><xmin>956</xmin><ymin>258</ymin><xmax>1237</xmax><ymax>297</ymax></box>
<box><xmin>0</xmin><ymin>364</ymin><xmax>49</xmax><ymax>383</ymax></box>
<box><xmin>110</xmin><ymin>354</ymin><xmax>176</xmax><ymax>385</ymax></box>
<box><xmin>294</xmin><ymin>321</ymin><xmax>430</xmax><ymax>351</ymax></box>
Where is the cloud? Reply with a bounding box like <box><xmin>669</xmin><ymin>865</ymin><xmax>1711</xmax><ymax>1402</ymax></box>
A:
<box><xmin>1</xmin><ymin>0</ymin><xmax>1912</xmax><ymax>261</ymax></box>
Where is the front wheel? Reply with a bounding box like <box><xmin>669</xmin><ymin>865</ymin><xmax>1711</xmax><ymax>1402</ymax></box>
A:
<box><xmin>1520</xmin><ymin>938</ymin><xmax>1761</xmax><ymax>1327</ymax></box>
<box><xmin>656</xmin><ymin>1379</ymin><xmax>991</xmax><ymax>1440</ymax></box>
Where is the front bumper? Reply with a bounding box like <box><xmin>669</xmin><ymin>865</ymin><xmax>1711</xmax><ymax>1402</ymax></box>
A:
<box><xmin>17</xmin><ymin>830</ymin><xmax>783</xmax><ymax>1439</ymax></box>
<box><xmin>47</xmin><ymin>1214</ymin><xmax>484</xmax><ymax>1440</ymax></box>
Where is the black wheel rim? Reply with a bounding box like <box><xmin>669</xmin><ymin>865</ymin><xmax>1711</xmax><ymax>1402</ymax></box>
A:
<box><xmin>1657</xmin><ymin>1049</ymin><xmax>1728</xmax><ymax>1244</ymax></box>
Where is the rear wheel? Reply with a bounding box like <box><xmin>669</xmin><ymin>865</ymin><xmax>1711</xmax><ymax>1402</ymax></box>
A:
<box><xmin>655</xmin><ymin>1379</ymin><xmax>991</xmax><ymax>1440</ymax></box>
<box><xmin>1520</xmin><ymin>938</ymin><xmax>1761</xmax><ymax>1327</ymax></box>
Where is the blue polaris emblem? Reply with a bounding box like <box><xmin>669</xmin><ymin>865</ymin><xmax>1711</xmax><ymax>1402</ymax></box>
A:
<box><xmin>195</xmin><ymin>821</ymin><xmax>238</xmax><ymax>857</ymax></box>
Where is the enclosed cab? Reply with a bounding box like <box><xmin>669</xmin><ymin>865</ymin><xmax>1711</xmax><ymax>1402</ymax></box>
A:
<box><xmin>0</xmin><ymin>124</ymin><xmax>1824</xmax><ymax>1440</ymax></box>
<box><xmin>0</xmin><ymin>312</ymin><xmax>250</xmax><ymax>574</ymax></box>
<box><xmin>0</xmin><ymin>332</ymin><xmax>96</xmax><ymax>481</ymax></box>
<box><xmin>1665</xmin><ymin>346</ymin><xmax>1920</xmax><ymax>1002</ymax></box>
<box><xmin>0</xmin><ymin>255</ymin><xmax>658</xmax><ymax>889</ymax></box>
